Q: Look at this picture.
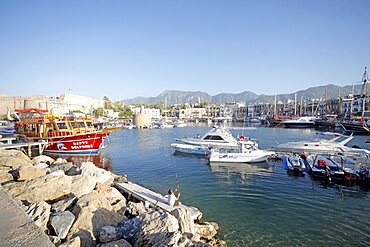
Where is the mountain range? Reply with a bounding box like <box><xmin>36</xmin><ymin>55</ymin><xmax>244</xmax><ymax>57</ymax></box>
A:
<box><xmin>122</xmin><ymin>84</ymin><xmax>363</xmax><ymax>105</ymax></box>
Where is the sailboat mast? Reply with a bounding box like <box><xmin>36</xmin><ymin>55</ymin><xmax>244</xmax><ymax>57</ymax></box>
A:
<box><xmin>361</xmin><ymin>67</ymin><xmax>368</xmax><ymax>118</ymax></box>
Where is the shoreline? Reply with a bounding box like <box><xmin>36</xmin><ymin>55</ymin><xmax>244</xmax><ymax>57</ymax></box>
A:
<box><xmin>0</xmin><ymin>149</ymin><xmax>227</xmax><ymax>247</ymax></box>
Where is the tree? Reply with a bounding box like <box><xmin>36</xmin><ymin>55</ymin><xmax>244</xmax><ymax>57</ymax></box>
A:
<box><xmin>119</xmin><ymin>106</ymin><xmax>133</xmax><ymax>118</ymax></box>
<box><xmin>103</xmin><ymin>96</ymin><xmax>113</xmax><ymax>109</ymax></box>
<box><xmin>94</xmin><ymin>107</ymin><xmax>104</xmax><ymax>117</ymax></box>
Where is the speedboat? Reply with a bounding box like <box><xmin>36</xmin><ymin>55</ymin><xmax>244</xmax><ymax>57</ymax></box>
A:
<box><xmin>282</xmin><ymin>116</ymin><xmax>316</xmax><ymax>128</ymax></box>
<box><xmin>275</xmin><ymin>132</ymin><xmax>370</xmax><ymax>160</ymax></box>
<box><xmin>303</xmin><ymin>154</ymin><xmax>358</xmax><ymax>184</ymax></box>
<box><xmin>177</xmin><ymin>126</ymin><xmax>240</xmax><ymax>149</ymax></box>
<box><xmin>282</xmin><ymin>155</ymin><xmax>307</xmax><ymax>176</ymax></box>
<box><xmin>170</xmin><ymin>143</ymin><xmax>210</xmax><ymax>155</ymax></box>
<box><xmin>209</xmin><ymin>140</ymin><xmax>275</xmax><ymax>163</ymax></box>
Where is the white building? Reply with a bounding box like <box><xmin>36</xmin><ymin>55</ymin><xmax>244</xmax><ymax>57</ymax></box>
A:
<box><xmin>131</xmin><ymin>107</ymin><xmax>161</xmax><ymax>120</ymax></box>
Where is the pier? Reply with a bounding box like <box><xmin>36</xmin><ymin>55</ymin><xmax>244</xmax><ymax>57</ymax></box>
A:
<box><xmin>0</xmin><ymin>138</ymin><xmax>48</xmax><ymax>157</ymax></box>
<box><xmin>116</xmin><ymin>181</ymin><xmax>202</xmax><ymax>221</ymax></box>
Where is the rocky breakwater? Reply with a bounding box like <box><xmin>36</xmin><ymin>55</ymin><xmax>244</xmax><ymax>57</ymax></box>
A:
<box><xmin>0</xmin><ymin>149</ymin><xmax>227</xmax><ymax>247</ymax></box>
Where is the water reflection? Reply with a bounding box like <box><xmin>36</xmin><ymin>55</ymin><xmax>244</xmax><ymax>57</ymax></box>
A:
<box><xmin>48</xmin><ymin>152</ymin><xmax>113</xmax><ymax>171</ymax></box>
<box><xmin>208</xmin><ymin>161</ymin><xmax>274</xmax><ymax>181</ymax></box>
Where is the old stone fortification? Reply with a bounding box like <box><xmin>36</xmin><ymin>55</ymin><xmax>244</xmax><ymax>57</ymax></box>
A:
<box><xmin>0</xmin><ymin>149</ymin><xmax>226</xmax><ymax>247</ymax></box>
<box><xmin>0</xmin><ymin>93</ymin><xmax>105</xmax><ymax>116</ymax></box>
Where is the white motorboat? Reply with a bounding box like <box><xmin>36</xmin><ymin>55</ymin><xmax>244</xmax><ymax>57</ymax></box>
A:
<box><xmin>170</xmin><ymin>143</ymin><xmax>210</xmax><ymax>155</ymax></box>
<box><xmin>275</xmin><ymin>132</ymin><xmax>370</xmax><ymax>160</ymax></box>
<box><xmin>209</xmin><ymin>141</ymin><xmax>275</xmax><ymax>163</ymax></box>
<box><xmin>282</xmin><ymin>116</ymin><xmax>316</xmax><ymax>128</ymax></box>
<box><xmin>177</xmin><ymin>126</ymin><xmax>240</xmax><ymax>149</ymax></box>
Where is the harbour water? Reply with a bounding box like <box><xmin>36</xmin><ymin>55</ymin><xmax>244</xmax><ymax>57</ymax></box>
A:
<box><xmin>103</xmin><ymin>124</ymin><xmax>370</xmax><ymax>246</ymax></box>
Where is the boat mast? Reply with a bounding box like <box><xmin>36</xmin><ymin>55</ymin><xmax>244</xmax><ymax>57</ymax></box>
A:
<box><xmin>361</xmin><ymin>67</ymin><xmax>368</xmax><ymax>118</ymax></box>
<box><xmin>294</xmin><ymin>93</ymin><xmax>297</xmax><ymax>116</ymax></box>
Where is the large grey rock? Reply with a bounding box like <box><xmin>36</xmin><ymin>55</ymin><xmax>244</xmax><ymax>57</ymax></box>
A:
<box><xmin>0</xmin><ymin>156</ymin><xmax>31</xmax><ymax>168</ymax></box>
<box><xmin>68</xmin><ymin>191</ymin><xmax>127</xmax><ymax>246</ymax></box>
<box><xmin>112</xmin><ymin>173</ymin><xmax>128</xmax><ymax>184</ymax></box>
<box><xmin>66</xmin><ymin>166</ymin><xmax>81</xmax><ymax>176</ymax></box>
<box><xmin>48</xmin><ymin>162</ymin><xmax>73</xmax><ymax>173</ymax></box>
<box><xmin>53</xmin><ymin>157</ymin><xmax>68</xmax><ymax>164</ymax></box>
<box><xmin>116</xmin><ymin>217</ymin><xmax>141</xmax><ymax>241</ymax></box>
<box><xmin>26</xmin><ymin>201</ymin><xmax>51</xmax><ymax>232</ymax></box>
<box><xmin>50</xmin><ymin>211</ymin><xmax>76</xmax><ymax>239</ymax></box>
<box><xmin>99</xmin><ymin>225</ymin><xmax>120</xmax><ymax>243</ymax></box>
<box><xmin>171</xmin><ymin>207</ymin><xmax>195</xmax><ymax>235</ymax></box>
<box><xmin>95</xmin><ymin>183</ymin><xmax>127</xmax><ymax>213</ymax></box>
<box><xmin>0</xmin><ymin>167</ymin><xmax>13</xmax><ymax>184</ymax></box>
<box><xmin>126</xmin><ymin>201</ymin><xmax>147</xmax><ymax>217</ymax></box>
<box><xmin>136</xmin><ymin>210</ymin><xmax>180</xmax><ymax>247</ymax></box>
<box><xmin>59</xmin><ymin>236</ymin><xmax>81</xmax><ymax>247</ymax></box>
<box><xmin>32</xmin><ymin>155</ymin><xmax>54</xmax><ymax>165</ymax></box>
<box><xmin>0</xmin><ymin>149</ymin><xmax>32</xmax><ymax>163</ymax></box>
<box><xmin>194</xmin><ymin>222</ymin><xmax>219</xmax><ymax>240</ymax></box>
<box><xmin>101</xmin><ymin>239</ymin><xmax>132</xmax><ymax>247</ymax></box>
<box><xmin>15</xmin><ymin>165</ymin><xmax>47</xmax><ymax>181</ymax></box>
<box><xmin>80</xmin><ymin>162</ymin><xmax>113</xmax><ymax>185</ymax></box>
<box><xmin>51</xmin><ymin>194</ymin><xmax>78</xmax><ymax>212</ymax></box>
<box><xmin>5</xmin><ymin>172</ymin><xmax>96</xmax><ymax>204</ymax></box>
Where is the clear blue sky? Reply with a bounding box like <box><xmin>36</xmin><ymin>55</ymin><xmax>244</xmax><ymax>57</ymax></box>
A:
<box><xmin>1</xmin><ymin>0</ymin><xmax>370</xmax><ymax>101</ymax></box>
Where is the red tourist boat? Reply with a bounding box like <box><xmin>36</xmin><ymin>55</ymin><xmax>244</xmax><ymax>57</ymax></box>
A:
<box><xmin>14</xmin><ymin>108</ymin><xmax>108</xmax><ymax>155</ymax></box>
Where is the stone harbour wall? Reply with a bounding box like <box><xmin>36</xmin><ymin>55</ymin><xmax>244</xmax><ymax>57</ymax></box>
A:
<box><xmin>0</xmin><ymin>149</ymin><xmax>227</xmax><ymax>247</ymax></box>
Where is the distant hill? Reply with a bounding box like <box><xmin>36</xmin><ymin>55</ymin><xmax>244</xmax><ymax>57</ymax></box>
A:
<box><xmin>121</xmin><ymin>84</ymin><xmax>363</xmax><ymax>105</ymax></box>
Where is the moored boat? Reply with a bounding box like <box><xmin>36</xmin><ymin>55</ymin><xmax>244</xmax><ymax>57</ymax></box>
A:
<box><xmin>209</xmin><ymin>140</ymin><xmax>275</xmax><ymax>163</ymax></box>
<box><xmin>170</xmin><ymin>143</ymin><xmax>210</xmax><ymax>155</ymax></box>
<box><xmin>282</xmin><ymin>155</ymin><xmax>307</xmax><ymax>176</ymax></box>
<box><xmin>282</xmin><ymin>116</ymin><xmax>316</xmax><ymax>128</ymax></box>
<box><xmin>14</xmin><ymin>108</ymin><xmax>108</xmax><ymax>155</ymax></box>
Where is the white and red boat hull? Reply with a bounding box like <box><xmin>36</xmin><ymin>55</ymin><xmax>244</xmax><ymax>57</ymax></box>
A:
<box><xmin>44</xmin><ymin>132</ymin><xmax>108</xmax><ymax>155</ymax></box>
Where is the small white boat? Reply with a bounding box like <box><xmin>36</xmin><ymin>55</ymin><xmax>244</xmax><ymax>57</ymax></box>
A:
<box><xmin>209</xmin><ymin>141</ymin><xmax>275</xmax><ymax>163</ymax></box>
<box><xmin>171</xmin><ymin>143</ymin><xmax>210</xmax><ymax>155</ymax></box>
<box><xmin>282</xmin><ymin>116</ymin><xmax>316</xmax><ymax>128</ymax></box>
<box><xmin>177</xmin><ymin>126</ymin><xmax>240</xmax><ymax>149</ymax></box>
<box><xmin>275</xmin><ymin>132</ymin><xmax>370</xmax><ymax>161</ymax></box>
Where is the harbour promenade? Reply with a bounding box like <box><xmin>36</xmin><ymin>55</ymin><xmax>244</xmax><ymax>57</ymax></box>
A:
<box><xmin>0</xmin><ymin>186</ymin><xmax>53</xmax><ymax>247</ymax></box>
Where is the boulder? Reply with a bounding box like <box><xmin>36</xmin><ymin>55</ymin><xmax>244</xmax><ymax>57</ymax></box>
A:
<box><xmin>101</xmin><ymin>239</ymin><xmax>132</xmax><ymax>247</ymax></box>
<box><xmin>171</xmin><ymin>207</ymin><xmax>196</xmax><ymax>235</ymax></box>
<box><xmin>195</xmin><ymin>222</ymin><xmax>219</xmax><ymax>240</ymax></box>
<box><xmin>53</xmin><ymin>157</ymin><xmax>68</xmax><ymax>164</ymax></box>
<box><xmin>116</xmin><ymin>217</ymin><xmax>141</xmax><ymax>242</ymax></box>
<box><xmin>6</xmin><ymin>173</ymin><xmax>73</xmax><ymax>204</ymax></box>
<box><xmin>5</xmin><ymin>172</ymin><xmax>96</xmax><ymax>204</ymax></box>
<box><xmin>0</xmin><ymin>149</ymin><xmax>32</xmax><ymax>162</ymax></box>
<box><xmin>73</xmin><ymin>191</ymin><xmax>112</xmax><ymax>215</ymax></box>
<box><xmin>126</xmin><ymin>201</ymin><xmax>147</xmax><ymax>217</ymax></box>
<box><xmin>34</xmin><ymin>163</ymin><xmax>50</xmax><ymax>170</ymax></box>
<box><xmin>26</xmin><ymin>201</ymin><xmax>51</xmax><ymax>232</ymax></box>
<box><xmin>0</xmin><ymin>167</ymin><xmax>13</xmax><ymax>184</ymax></box>
<box><xmin>50</xmin><ymin>211</ymin><xmax>76</xmax><ymax>239</ymax></box>
<box><xmin>80</xmin><ymin>162</ymin><xmax>113</xmax><ymax>185</ymax></box>
<box><xmin>99</xmin><ymin>225</ymin><xmax>120</xmax><ymax>243</ymax></box>
<box><xmin>59</xmin><ymin>236</ymin><xmax>81</xmax><ymax>247</ymax></box>
<box><xmin>95</xmin><ymin>183</ymin><xmax>127</xmax><ymax>213</ymax></box>
<box><xmin>51</xmin><ymin>194</ymin><xmax>78</xmax><ymax>213</ymax></box>
<box><xmin>70</xmin><ymin>174</ymin><xmax>97</xmax><ymax>198</ymax></box>
<box><xmin>15</xmin><ymin>165</ymin><xmax>47</xmax><ymax>181</ymax></box>
<box><xmin>32</xmin><ymin>155</ymin><xmax>54</xmax><ymax>165</ymax></box>
<box><xmin>112</xmin><ymin>173</ymin><xmax>128</xmax><ymax>184</ymax></box>
<box><xmin>48</xmin><ymin>162</ymin><xmax>73</xmax><ymax>174</ymax></box>
<box><xmin>67</xmin><ymin>207</ymin><xmax>126</xmax><ymax>247</ymax></box>
<box><xmin>66</xmin><ymin>166</ymin><xmax>81</xmax><ymax>176</ymax></box>
<box><xmin>136</xmin><ymin>210</ymin><xmax>180</xmax><ymax>247</ymax></box>
<box><xmin>0</xmin><ymin>156</ymin><xmax>31</xmax><ymax>168</ymax></box>
<box><xmin>208</xmin><ymin>238</ymin><xmax>228</xmax><ymax>247</ymax></box>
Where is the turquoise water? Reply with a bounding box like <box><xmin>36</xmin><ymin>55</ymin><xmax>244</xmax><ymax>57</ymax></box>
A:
<box><xmin>104</xmin><ymin>125</ymin><xmax>370</xmax><ymax>246</ymax></box>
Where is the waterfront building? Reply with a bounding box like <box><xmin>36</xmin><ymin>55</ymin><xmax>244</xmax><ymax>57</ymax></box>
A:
<box><xmin>131</xmin><ymin>107</ymin><xmax>161</xmax><ymax>120</ymax></box>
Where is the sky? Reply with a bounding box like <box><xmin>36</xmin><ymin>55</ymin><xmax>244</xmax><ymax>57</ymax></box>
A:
<box><xmin>0</xmin><ymin>0</ymin><xmax>370</xmax><ymax>101</ymax></box>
